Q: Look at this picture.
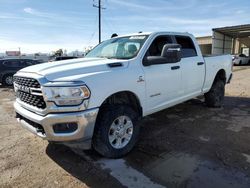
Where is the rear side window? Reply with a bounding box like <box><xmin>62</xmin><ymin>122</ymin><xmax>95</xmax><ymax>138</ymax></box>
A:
<box><xmin>175</xmin><ymin>36</ymin><xmax>197</xmax><ymax>58</ymax></box>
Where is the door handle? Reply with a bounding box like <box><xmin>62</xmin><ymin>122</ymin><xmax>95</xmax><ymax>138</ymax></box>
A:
<box><xmin>171</xmin><ymin>66</ymin><xmax>180</xmax><ymax>70</ymax></box>
<box><xmin>197</xmin><ymin>62</ymin><xmax>204</xmax><ymax>65</ymax></box>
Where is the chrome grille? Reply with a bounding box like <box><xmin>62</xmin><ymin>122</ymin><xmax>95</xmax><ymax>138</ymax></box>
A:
<box><xmin>14</xmin><ymin>76</ymin><xmax>46</xmax><ymax>109</ymax></box>
<box><xmin>13</xmin><ymin>77</ymin><xmax>40</xmax><ymax>88</ymax></box>
<box><xmin>17</xmin><ymin>91</ymin><xmax>46</xmax><ymax>109</ymax></box>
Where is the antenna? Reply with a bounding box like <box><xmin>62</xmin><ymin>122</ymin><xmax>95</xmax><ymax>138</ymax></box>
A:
<box><xmin>93</xmin><ymin>0</ymin><xmax>106</xmax><ymax>44</ymax></box>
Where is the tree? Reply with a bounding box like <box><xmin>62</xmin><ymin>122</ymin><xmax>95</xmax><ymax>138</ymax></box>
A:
<box><xmin>54</xmin><ymin>49</ymin><xmax>63</xmax><ymax>57</ymax></box>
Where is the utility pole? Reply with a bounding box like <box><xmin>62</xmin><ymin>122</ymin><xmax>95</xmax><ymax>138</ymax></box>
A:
<box><xmin>93</xmin><ymin>0</ymin><xmax>105</xmax><ymax>44</ymax></box>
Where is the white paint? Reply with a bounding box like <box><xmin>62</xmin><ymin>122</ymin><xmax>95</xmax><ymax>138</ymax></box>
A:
<box><xmin>98</xmin><ymin>159</ymin><xmax>165</xmax><ymax>188</ymax></box>
<box><xmin>15</xmin><ymin>32</ymin><xmax>232</xmax><ymax>119</ymax></box>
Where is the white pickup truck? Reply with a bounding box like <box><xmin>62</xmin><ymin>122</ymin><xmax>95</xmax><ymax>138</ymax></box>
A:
<box><xmin>13</xmin><ymin>32</ymin><xmax>232</xmax><ymax>158</ymax></box>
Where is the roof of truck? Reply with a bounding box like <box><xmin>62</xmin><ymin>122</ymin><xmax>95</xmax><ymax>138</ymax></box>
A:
<box><xmin>114</xmin><ymin>31</ymin><xmax>192</xmax><ymax>38</ymax></box>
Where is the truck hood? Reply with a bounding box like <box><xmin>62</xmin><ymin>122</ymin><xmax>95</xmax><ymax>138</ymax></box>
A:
<box><xmin>19</xmin><ymin>57</ymin><xmax>128</xmax><ymax>81</ymax></box>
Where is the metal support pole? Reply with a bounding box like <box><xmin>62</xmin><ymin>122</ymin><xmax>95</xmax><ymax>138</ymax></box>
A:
<box><xmin>98</xmin><ymin>0</ymin><xmax>101</xmax><ymax>43</ymax></box>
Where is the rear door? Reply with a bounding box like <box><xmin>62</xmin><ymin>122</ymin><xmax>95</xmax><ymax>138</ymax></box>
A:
<box><xmin>173</xmin><ymin>35</ymin><xmax>205</xmax><ymax>97</ymax></box>
<box><xmin>142</xmin><ymin>35</ymin><xmax>182</xmax><ymax>114</ymax></box>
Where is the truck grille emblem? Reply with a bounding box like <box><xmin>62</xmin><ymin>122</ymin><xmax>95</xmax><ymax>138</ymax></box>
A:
<box><xmin>14</xmin><ymin>84</ymin><xmax>30</xmax><ymax>93</ymax></box>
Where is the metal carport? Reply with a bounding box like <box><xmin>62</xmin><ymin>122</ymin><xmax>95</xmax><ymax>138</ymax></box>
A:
<box><xmin>212</xmin><ymin>24</ymin><xmax>250</xmax><ymax>55</ymax></box>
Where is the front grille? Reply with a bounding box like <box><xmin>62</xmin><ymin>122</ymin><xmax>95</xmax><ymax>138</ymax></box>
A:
<box><xmin>17</xmin><ymin>90</ymin><xmax>46</xmax><ymax>109</ymax></box>
<box><xmin>14</xmin><ymin>76</ymin><xmax>47</xmax><ymax>109</ymax></box>
<box><xmin>13</xmin><ymin>77</ymin><xmax>40</xmax><ymax>88</ymax></box>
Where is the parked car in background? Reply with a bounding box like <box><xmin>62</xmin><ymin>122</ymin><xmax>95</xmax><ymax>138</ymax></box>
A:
<box><xmin>50</xmin><ymin>56</ymin><xmax>78</xmax><ymax>61</ymax></box>
<box><xmin>0</xmin><ymin>59</ymin><xmax>41</xmax><ymax>86</ymax></box>
<box><xmin>232</xmin><ymin>54</ymin><xmax>250</xmax><ymax>65</ymax></box>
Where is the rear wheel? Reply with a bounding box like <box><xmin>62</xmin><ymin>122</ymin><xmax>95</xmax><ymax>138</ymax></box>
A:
<box><xmin>205</xmin><ymin>79</ymin><xmax>225</xmax><ymax>108</ymax></box>
<box><xmin>2</xmin><ymin>74</ymin><xmax>14</xmax><ymax>86</ymax></box>
<box><xmin>92</xmin><ymin>105</ymin><xmax>140</xmax><ymax>158</ymax></box>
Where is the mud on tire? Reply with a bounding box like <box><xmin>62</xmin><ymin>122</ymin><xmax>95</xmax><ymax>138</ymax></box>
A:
<box><xmin>205</xmin><ymin>79</ymin><xmax>225</xmax><ymax>108</ymax></box>
<box><xmin>92</xmin><ymin>105</ymin><xmax>140</xmax><ymax>158</ymax></box>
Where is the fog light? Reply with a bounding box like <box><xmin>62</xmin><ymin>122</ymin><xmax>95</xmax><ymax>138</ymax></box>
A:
<box><xmin>53</xmin><ymin>123</ymin><xmax>78</xmax><ymax>133</ymax></box>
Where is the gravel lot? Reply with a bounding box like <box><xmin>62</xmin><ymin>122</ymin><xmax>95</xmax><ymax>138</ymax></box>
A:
<box><xmin>0</xmin><ymin>66</ymin><xmax>250</xmax><ymax>188</ymax></box>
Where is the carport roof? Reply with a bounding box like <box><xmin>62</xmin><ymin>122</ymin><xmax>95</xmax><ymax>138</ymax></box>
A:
<box><xmin>213</xmin><ymin>24</ymin><xmax>250</xmax><ymax>38</ymax></box>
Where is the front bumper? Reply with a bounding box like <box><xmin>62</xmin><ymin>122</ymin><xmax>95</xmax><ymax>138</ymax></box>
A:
<box><xmin>14</xmin><ymin>101</ymin><xmax>99</xmax><ymax>143</ymax></box>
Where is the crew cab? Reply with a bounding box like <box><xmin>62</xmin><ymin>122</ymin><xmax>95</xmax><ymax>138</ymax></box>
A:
<box><xmin>13</xmin><ymin>32</ymin><xmax>232</xmax><ymax>158</ymax></box>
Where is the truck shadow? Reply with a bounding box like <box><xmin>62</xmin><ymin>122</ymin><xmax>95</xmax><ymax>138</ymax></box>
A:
<box><xmin>46</xmin><ymin>96</ymin><xmax>250</xmax><ymax>188</ymax></box>
<box><xmin>46</xmin><ymin>143</ymin><xmax>125</xmax><ymax>188</ymax></box>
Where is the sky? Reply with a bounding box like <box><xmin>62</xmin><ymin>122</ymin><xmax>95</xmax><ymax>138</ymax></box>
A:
<box><xmin>0</xmin><ymin>0</ymin><xmax>250</xmax><ymax>53</ymax></box>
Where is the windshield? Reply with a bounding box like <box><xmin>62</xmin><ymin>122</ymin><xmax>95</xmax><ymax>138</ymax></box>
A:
<box><xmin>85</xmin><ymin>35</ymin><xmax>148</xmax><ymax>59</ymax></box>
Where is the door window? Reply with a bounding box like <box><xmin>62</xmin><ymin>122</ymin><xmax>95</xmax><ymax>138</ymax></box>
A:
<box><xmin>147</xmin><ymin>36</ymin><xmax>173</xmax><ymax>57</ymax></box>
<box><xmin>175</xmin><ymin>36</ymin><xmax>197</xmax><ymax>58</ymax></box>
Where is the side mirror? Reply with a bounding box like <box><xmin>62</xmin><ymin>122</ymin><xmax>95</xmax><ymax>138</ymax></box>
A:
<box><xmin>143</xmin><ymin>43</ymin><xmax>182</xmax><ymax>66</ymax></box>
<box><xmin>143</xmin><ymin>56</ymin><xmax>168</xmax><ymax>66</ymax></box>
<box><xmin>161</xmin><ymin>44</ymin><xmax>182</xmax><ymax>63</ymax></box>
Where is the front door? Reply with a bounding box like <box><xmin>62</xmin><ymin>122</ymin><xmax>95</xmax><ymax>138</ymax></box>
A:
<box><xmin>142</xmin><ymin>35</ymin><xmax>182</xmax><ymax>114</ymax></box>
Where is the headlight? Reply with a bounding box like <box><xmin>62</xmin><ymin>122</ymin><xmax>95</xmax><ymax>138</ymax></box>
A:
<box><xmin>43</xmin><ymin>86</ymin><xmax>90</xmax><ymax>106</ymax></box>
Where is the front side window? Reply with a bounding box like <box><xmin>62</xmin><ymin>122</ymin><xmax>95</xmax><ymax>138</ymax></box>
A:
<box><xmin>175</xmin><ymin>36</ymin><xmax>197</xmax><ymax>58</ymax></box>
<box><xmin>146</xmin><ymin>36</ymin><xmax>173</xmax><ymax>57</ymax></box>
<box><xmin>85</xmin><ymin>35</ymin><xmax>148</xmax><ymax>60</ymax></box>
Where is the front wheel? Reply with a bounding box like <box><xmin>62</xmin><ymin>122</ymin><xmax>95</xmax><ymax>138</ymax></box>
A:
<box><xmin>92</xmin><ymin>105</ymin><xmax>140</xmax><ymax>158</ymax></box>
<box><xmin>205</xmin><ymin>79</ymin><xmax>225</xmax><ymax>107</ymax></box>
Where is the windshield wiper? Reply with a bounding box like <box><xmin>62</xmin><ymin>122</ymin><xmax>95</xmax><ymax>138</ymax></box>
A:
<box><xmin>96</xmin><ymin>55</ymin><xmax>109</xmax><ymax>59</ymax></box>
<box><xmin>96</xmin><ymin>56</ymin><xmax>130</xmax><ymax>60</ymax></box>
<box><xmin>96</xmin><ymin>56</ymin><xmax>117</xmax><ymax>59</ymax></box>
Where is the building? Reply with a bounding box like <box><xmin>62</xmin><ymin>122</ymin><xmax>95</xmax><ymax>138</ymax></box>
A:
<box><xmin>197</xmin><ymin>24</ymin><xmax>250</xmax><ymax>56</ymax></box>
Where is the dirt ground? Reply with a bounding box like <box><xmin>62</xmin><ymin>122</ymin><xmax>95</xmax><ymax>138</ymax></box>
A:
<box><xmin>0</xmin><ymin>66</ymin><xmax>250</xmax><ymax>188</ymax></box>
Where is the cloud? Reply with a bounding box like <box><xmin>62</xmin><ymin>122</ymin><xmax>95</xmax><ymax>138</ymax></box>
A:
<box><xmin>23</xmin><ymin>7</ymin><xmax>55</xmax><ymax>18</ymax></box>
<box><xmin>0</xmin><ymin>13</ymin><xmax>23</xmax><ymax>20</ymax></box>
<box><xmin>108</xmin><ymin>0</ymin><xmax>198</xmax><ymax>11</ymax></box>
<box><xmin>23</xmin><ymin>7</ymin><xmax>36</xmax><ymax>14</ymax></box>
<box><xmin>108</xmin><ymin>0</ymin><xmax>152</xmax><ymax>10</ymax></box>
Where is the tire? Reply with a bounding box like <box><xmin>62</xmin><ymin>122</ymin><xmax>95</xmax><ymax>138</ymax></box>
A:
<box><xmin>205</xmin><ymin>79</ymin><xmax>225</xmax><ymax>108</ymax></box>
<box><xmin>2</xmin><ymin>74</ymin><xmax>14</xmax><ymax>86</ymax></box>
<box><xmin>92</xmin><ymin>105</ymin><xmax>140</xmax><ymax>158</ymax></box>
